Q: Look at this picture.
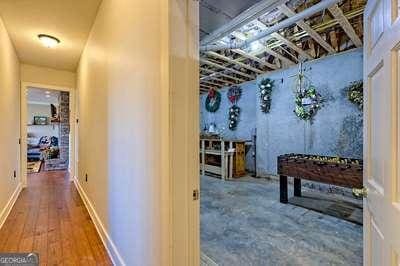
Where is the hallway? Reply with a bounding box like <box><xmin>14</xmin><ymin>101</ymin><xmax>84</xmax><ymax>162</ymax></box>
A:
<box><xmin>0</xmin><ymin>171</ymin><xmax>112</xmax><ymax>265</ymax></box>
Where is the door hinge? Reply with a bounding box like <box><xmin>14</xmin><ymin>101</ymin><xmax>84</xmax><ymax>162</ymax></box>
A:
<box><xmin>192</xmin><ymin>189</ymin><xmax>200</xmax><ymax>201</ymax></box>
<box><xmin>76</xmin><ymin>118</ymin><xmax>79</xmax><ymax>123</ymax></box>
<box><xmin>18</xmin><ymin>138</ymin><xmax>21</xmax><ymax>145</ymax></box>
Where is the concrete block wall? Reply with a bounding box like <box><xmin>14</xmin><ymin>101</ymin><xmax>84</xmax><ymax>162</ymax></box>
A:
<box><xmin>200</xmin><ymin>49</ymin><xmax>363</xmax><ymax>176</ymax></box>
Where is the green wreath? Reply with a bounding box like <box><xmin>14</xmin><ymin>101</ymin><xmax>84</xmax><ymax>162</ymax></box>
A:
<box><xmin>294</xmin><ymin>86</ymin><xmax>324</xmax><ymax>121</ymax></box>
<box><xmin>205</xmin><ymin>89</ymin><xmax>221</xmax><ymax>113</ymax></box>
<box><xmin>345</xmin><ymin>80</ymin><xmax>363</xmax><ymax>110</ymax></box>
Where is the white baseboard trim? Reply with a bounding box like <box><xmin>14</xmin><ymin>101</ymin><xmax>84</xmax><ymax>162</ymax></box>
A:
<box><xmin>73</xmin><ymin>177</ymin><xmax>125</xmax><ymax>266</ymax></box>
<box><xmin>0</xmin><ymin>182</ymin><xmax>22</xmax><ymax>230</ymax></box>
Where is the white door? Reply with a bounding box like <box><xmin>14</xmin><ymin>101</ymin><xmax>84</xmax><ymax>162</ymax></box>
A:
<box><xmin>364</xmin><ymin>0</ymin><xmax>400</xmax><ymax>264</ymax></box>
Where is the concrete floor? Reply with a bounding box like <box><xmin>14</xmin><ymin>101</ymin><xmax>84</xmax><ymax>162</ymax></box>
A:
<box><xmin>200</xmin><ymin>175</ymin><xmax>363</xmax><ymax>266</ymax></box>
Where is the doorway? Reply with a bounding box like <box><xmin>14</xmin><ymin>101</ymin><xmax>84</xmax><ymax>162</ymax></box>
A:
<box><xmin>26</xmin><ymin>87</ymin><xmax>68</xmax><ymax>174</ymax></box>
<box><xmin>198</xmin><ymin>1</ymin><xmax>365</xmax><ymax>265</ymax></box>
<box><xmin>20</xmin><ymin>82</ymin><xmax>76</xmax><ymax>187</ymax></box>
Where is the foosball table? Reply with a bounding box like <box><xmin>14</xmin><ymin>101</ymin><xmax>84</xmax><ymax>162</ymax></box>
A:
<box><xmin>277</xmin><ymin>154</ymin><xmax>363</xmax><ymax>203</ymax></box>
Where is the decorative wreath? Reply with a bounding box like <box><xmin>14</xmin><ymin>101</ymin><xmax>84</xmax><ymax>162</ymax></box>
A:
<box><xmin>205</xmin><ymin>89</ymin><xmax>221</xmax><ymax>113</ymax></box>
<box><xmin>259</xmin><ymin>78</ymin><xmax>274</xmax><ymax>113</ymax></box>
<box><xmin>294</xmin><ymin>86</ymin><xmax>324</xmax><ymax>121</ymax></box>
<box><xmin>227</xmin><ymin>85</ymin><xmax>242</xmax><ymax>105</ymax></box>
<box><xmin>228</xmin><ymin>105</ymin><xmax>240</xmax><ymax>130</ymax></box>
<box><xmin>345</xmin><ymin>80</ymin><xmax>363</xmax><ymax>110</ymax></box>
<box><xmin>227</xmin><ymin>86</ymin><xmax>242</xmax><ymax>130</ymax></box>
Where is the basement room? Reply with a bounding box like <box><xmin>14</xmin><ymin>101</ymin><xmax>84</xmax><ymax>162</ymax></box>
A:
<box><xmin>199</xmin><ymin>0</ymin><xmax>365</xmax><ymax>265</ymax></box>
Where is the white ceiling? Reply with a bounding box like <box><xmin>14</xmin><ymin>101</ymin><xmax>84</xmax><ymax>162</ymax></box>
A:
<box><xmin>28</xmin><ymin>87</ymin><xmax>60</xmax><ymax>105</ymax></box>
<box><xmin>0</xmin><ymin>0</ymin><xmax>102</xmax><ymax>71</ymax></box>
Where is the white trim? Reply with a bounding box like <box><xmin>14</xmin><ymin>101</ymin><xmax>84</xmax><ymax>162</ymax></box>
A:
<box><xmin>0</xmin><ymin>182</ymin><xmax>22</xmax><ymax>229</ymax></box>
<box><xmin>73</xmin><ymin>177</ymin><xmax>125</xmax><ymax>266</ymax></box>
<box><xmin>20</xmin><ymin>82</ymin><xmax>76</xmax><ymax>187</ymax></box>
<box><xmin>27</xmin><ymin>100</ymin><xmax>59</xmax><ymax>106</ymax></box>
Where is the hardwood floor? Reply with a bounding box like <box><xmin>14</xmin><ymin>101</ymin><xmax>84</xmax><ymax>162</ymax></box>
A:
<box><xmin>0</xmin><ymin>170</ymin><xmax>112</xmax><ymax>265</ymax></box>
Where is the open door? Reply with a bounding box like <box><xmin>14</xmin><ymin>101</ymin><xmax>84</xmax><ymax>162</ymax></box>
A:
<box><xmin>363</xmin><ymin>0</ymin><xmax>400</xmax><ymax>264</ymax></box>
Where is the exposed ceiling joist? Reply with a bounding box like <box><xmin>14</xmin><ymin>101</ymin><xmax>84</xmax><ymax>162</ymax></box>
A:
<box><xmin>200</xmin><ymin>75</ymin><xmax>236</xmax><ymax>84</ymax></box>
<box><xmin>200</xmin><ymin>59</ymin><xmax>255</xmax><ymax>79</ymax></box>
<box><xmin>201</xmin><ymin>80</ymin><xmax>227</xmax><ymax>87</ymax></box>
<box><xmin>232</xmin><ymin>49</ymin><xmax>278</xmax><ymax>70</ymax></box>
<box><xmin>328</xmin><ymin>4</ymin><xmax>363</xmax><ymax>47</ymax></box>
<box><xmin>198</xmin><ymin>0</ymin><xmax>365</xmax><ymax>92</ymax></box>
<box><xmin>200</xmin><ymin>67</ymin><xmax>248</xmax><ymax>83</ymax></box>
<box><xmin>200</xmin><ymin>0</ymin><xmax>341</xmax><ymax>52</ymax></box>
<box><xmin>200</xmin><ymin>83</ymin><xmax>215</xmax><ymax>89</ymax></box>
<box><xmin>271</xmin><ymin>32</ymin><xmax>314</xmax><ymax>60</ymax></box>
<box><xmin>279</xmin><ymin>4</ymin><xmax>336</xmax><ymax>54</ymax></box>
<box><xmin>201</xmin><ymin>0</ymin><xmax>288</xmax><ymax>45</ymax></box>
<box><xmin>262</xmin><ymin>46</ymin><xmax>296</xmax><ymax>65</ymax></box>
<box><xmin>206</xmin><ymin>51</ymin><xmax>264</xmax><ymax>74</ymax></box>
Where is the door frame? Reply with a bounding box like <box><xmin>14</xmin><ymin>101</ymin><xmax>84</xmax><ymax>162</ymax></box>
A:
<box><xmin>20</xmin><ymin>82</ymin><xmax>76</xmax><ymax>187</ymax></box>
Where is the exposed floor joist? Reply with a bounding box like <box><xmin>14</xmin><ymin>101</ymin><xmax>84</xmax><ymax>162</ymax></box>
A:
<box><xmin>200</xmin><ymin>67</ymin><xmax>248</xmax><ymax>83</ymax></box>
<box><xmin>201</xmin><ymin>75</ymin><xmax>236</xmax><ymax>85</ymax></box>
<box><xmin>206</xmin><ymin>51</ymin><xmax>265</xmax><ymax>74</ymax></box>
<box><xmin>200</xmin><ymin>59</ymin><xmax>255</xmax><ymax>79</ymax></box>
<box><xmin>232</xmin><ymin>49</ymin><xmax>278</xmax><ymax>70</ymax></box>
<box><xmin>201</xmin><ymin>0</ymin><xmax>288</xmax><ymax>45</ymax></box>
<box><xmin>278</xmin><ymin>4</ymin><xmax>336</xmax><ymax>54</ymax></box>
<box><xmin>328</xmin><ymin>5</ymin><xmax>363</xmax><ymax>47</ymax></box>
<box><xmin>271</xmin><ymin>32</ymin><xmax>314</xmax><ymax>60</ymax></box>
<box><xmin>262</xmin><ymin>46</ymin><xmax>296</xmax><ymax>66</ymax></box>
<box><xmin>199</xmin><ymin>0</ymin><xmax>365</xmax><ymax>93</ymax></box>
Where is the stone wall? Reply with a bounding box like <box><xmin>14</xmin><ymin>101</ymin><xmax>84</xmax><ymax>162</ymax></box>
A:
<box><xmin>200</xmin><ymin>49</ymin><xmax>363</xmax><ymax>176</ymax></box>
<box><xmin>44</xmin><ymin>91</ymin><xmax>70</xmax><ymax>171</ymax></box>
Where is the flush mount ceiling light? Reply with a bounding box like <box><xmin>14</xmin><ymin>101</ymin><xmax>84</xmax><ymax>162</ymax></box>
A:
<box><xmin>38</xmin><ymin>34</ymin><xmax>60</xmax><ymax>48</ymax></box>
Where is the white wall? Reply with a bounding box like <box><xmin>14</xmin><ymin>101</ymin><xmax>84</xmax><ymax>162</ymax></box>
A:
<box><xmin>27</xmin><ymin>103</ymin><xmax>59</xmax><ymax>138</ymax></box>
<box><xmin>0</xmin><ymin>16</ymin><xmax>20</xmax><ymax>225</ymax></box>
<box><xmin>21</xmin><ymin>63</ymin><xmax>76</xmax><ymax>88</ymax></box>
<box><xmin>77</xmin><ymin>0</ymin><xmax>199</xmax><ymax>265</ymax></box>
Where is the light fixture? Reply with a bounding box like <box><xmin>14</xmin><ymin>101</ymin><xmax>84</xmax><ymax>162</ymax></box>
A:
<box><xmin>45</xmin><ymin>95</ymin><xmax>51</xmax><ymax>98</ymax></box>
<box><xmin>38</xmin><ymin>34</ymin><xmax>60</xmax><ymax>48</ymax></box>
<box><xmin>45</xmin><ymin>91</ymin><xmax>51</xmax><ymax>94</ymax></box>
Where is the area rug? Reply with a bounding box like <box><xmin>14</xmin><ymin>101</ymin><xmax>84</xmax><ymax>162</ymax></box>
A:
<box><xmin>27</xmin><ymin>161</ymin><xmax>41</xmax><ymax>174</ymax></box>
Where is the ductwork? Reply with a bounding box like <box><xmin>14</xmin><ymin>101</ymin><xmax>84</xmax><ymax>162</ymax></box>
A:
<box><xmin>200</xmin><ymin>0</ymin><xmax>288</xmax><ymax>46</ymax></box>
<box><xmin>200</xmin><ymin>0</ymin><xmax>341</xmax><ymax>52</ymax></box>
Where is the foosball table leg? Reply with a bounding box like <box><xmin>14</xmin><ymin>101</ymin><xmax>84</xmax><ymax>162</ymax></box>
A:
<box><xmin>294</xmin><ymin>178</ymin><xmax>301</xmax><ymax>197</ymax></box>
<box><xmin>280</xmin><ymin>175</ymin><xmax>288</xmax><ymax>203</ymax></box>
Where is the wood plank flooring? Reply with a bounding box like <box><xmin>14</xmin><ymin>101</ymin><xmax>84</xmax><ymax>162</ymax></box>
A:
<box><xmin>0</xmin><ymin>170</ymin><xmax>112</xmax><ymax>266</ymax></box>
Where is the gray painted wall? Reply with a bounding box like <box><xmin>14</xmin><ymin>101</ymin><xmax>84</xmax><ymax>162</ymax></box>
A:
<box><xmin>200</xmin><ymin>49</ymin><xmax>363</xmax><ymax>176</ymax></box>
<box><xmin>201</xmin><ymin>80</ymin><xmax>257</xmax><ymax>171</ymax></box>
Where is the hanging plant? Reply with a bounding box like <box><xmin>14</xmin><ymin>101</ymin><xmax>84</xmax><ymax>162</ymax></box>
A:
<box><xmin>228</xmin><ymin>105</ymin><xmax>240</xmax><ymax>130</ymax></box>
<box><xmin>227</xmin><ymin>86</ymin><xmax>242</xmax><ymax>130</ymax></box>
<box><xmin>205</xmin><ymin>89</ymin><xmax>221</xmax><ymax>113</ymax></box>
<box><xmin>345</xmin><ymin>80</ymin><xmax>363</xmax><ymax>110</ymax></box>
<box><xmin>259</xmin><ymin>78</ymin><xmax>274</xmax><ymax>113</ymax></box>
<box><xmin>294</xmin><ymin>86</ymin><xmax>324</xmax><ymax>121</ymax></box>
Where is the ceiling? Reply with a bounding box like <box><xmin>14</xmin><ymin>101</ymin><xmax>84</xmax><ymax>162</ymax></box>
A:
<box><xmin>28</xmin><ymin>87</ymin><xmax>60</xmax><ymax>105</ymax></box>
<box><xmin>0</xmin><ymin>0</ymin><xmax>102</xmax><ymax>71</ymax></box>
<box><xmin>200</xmin><ymin>0</ymin><xmax>263</xmax><ymax>40</ymax></box>
<box><xmin>199</xmin><ymin>0</ymin><xmax>366</xmax><ymax>93</ymax></box>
